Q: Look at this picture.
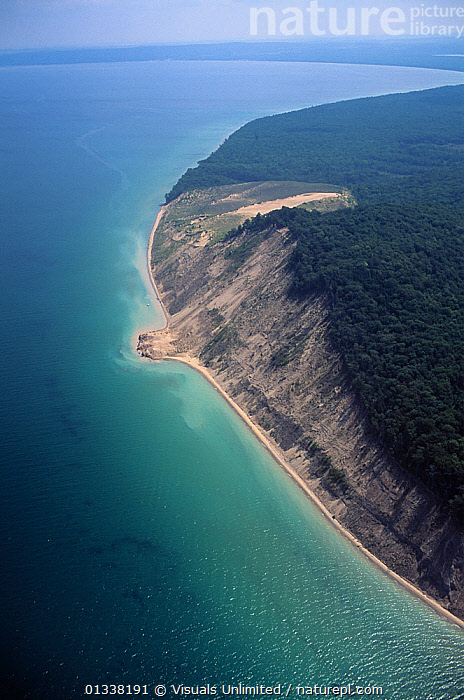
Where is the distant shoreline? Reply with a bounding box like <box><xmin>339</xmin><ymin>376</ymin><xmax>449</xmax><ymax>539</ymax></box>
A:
<box><xmin>139</xmin><ymin>204</ymin><xmax>464</xmax><ymax>632</ymax></box>
<box><xmin>3</xmin><ymin>43</ymin><xmax>464</xmax><ymax>75</ymax></box>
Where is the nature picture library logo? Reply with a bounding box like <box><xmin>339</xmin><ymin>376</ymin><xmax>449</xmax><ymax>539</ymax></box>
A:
<box><xmin>249</xmin><ymin>2</ymin><xmax>464</xmax><ymax>37</ymax></box>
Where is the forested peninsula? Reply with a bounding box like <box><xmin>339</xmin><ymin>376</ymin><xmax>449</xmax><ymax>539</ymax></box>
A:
<box><xmin>140</xmin><ymin>85</ymin><xmax>464</xmax><ymax>618</ymax></box>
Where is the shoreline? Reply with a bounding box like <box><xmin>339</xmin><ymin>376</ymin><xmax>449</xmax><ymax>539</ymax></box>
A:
<box><xmin>140</xmin><ymin>205</ymin><xmax>464</xmax><ymax>631</ymax></box>
<box><xmin>146</xmin><ymin>205</ymin><xmax>169</xmax><ymax>330</ymax></box>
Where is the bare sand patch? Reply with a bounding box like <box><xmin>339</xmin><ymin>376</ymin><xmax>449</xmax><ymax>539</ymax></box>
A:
<box><xmin>234</xmin><ymin>192</ymin><xmax>340</xmax><ymax>217</ymax></box>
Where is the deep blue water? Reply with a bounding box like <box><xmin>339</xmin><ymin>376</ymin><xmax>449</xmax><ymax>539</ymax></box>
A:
<box><xmin>1</xmin><ymin>60</ymin><xmax>464</xmax><ymax>700</ymax></box>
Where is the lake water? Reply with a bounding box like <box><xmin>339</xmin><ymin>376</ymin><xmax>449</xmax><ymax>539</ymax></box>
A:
<box><xmin>1</xmin><ymin>60</ymin><xmax>463</xmax><ymax>699</ymax></box>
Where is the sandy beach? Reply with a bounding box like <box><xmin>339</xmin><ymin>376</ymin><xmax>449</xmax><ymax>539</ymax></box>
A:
<box><xmin>146</xmin><ymin>205</ymin><xmax>170</xmax><ymax>330</ymax></box>
<box><xmin>140</xmin><ymin>205</ymin><xmax>464</xmax><ymax>631</ymax></box>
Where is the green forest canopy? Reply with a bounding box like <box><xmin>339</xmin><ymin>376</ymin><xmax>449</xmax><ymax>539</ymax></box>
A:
<box><xmin>167</xmin><ymin>86</ymin><xmax>464</xmax><ymax>209</ymax></box>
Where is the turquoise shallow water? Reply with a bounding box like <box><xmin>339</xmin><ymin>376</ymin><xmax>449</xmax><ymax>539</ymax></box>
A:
<box><xmin>1</xmin><ymin>60</ymin><xmax>464</xmax><ymax>699</ymax></box>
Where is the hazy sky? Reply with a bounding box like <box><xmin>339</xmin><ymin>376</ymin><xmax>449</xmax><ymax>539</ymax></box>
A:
<box><xmin>0</xmin><ymin>0</ymin><xmax>460</xmax><ymax>50</ymax></box>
